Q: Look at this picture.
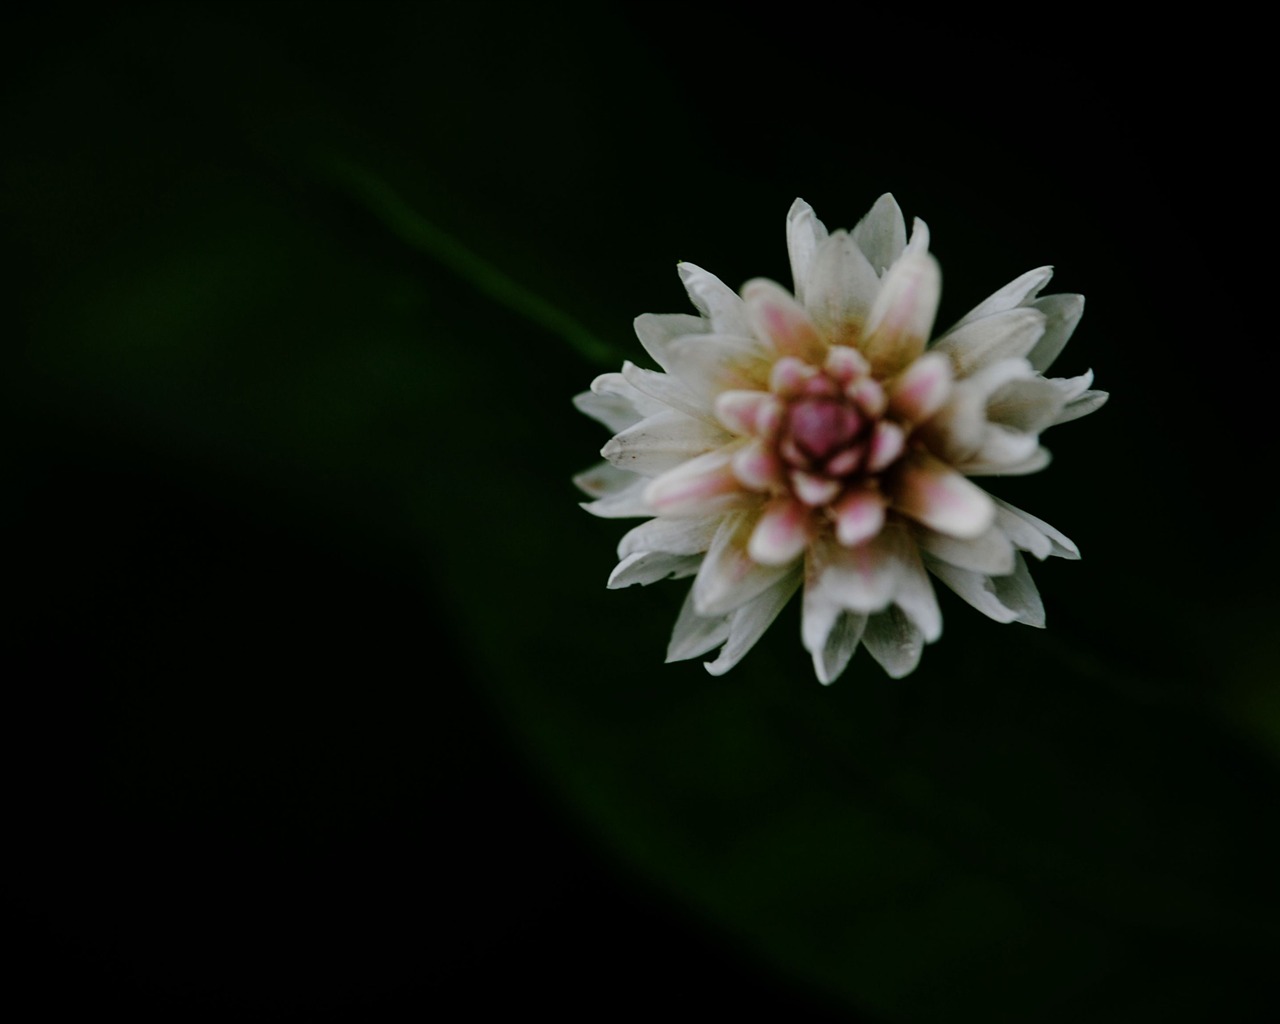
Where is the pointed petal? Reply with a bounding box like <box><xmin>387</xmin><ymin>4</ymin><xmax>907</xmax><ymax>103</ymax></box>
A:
<box><xmin>916</xmin><ymin>524</ymin><xmax>1016</xmax><ymax>575</ymax></box>
<box><xmin>961</xmin><ymin>445</ymin><xmax>1052</xmax><ymax>477</ymax></box>
<box><xmin>802</xmin><ymin>593</ymin><xmax>867</xmax><ymax>686</ymax></box>
<box><xmin>860</xmin><ymin>248</ymin><xmax>941</xmax><ymax>377</ymax></box>
<box><xmin>945</xmin><ymin>266</ymin><xmax>1053</xmax><ymax>333</ymax></box>
<box><xmin>621</xmin><ymin>361</ymin><xmax>717</xmax><ymax>422</ymax></box>
<box><xmin>645</xmin><ymin>448</ymin><xmax>746</xmax><ymax>516</ymax></box>
<box><xmin>888</xmin><ymin>351</ymin><xmax>953</xmax><ymax>423</ymax></box>
<box><xmin>1048</xmin><ymin>368</ymin><xmax>1094</xmax><ymax>404</ymax></box>
<box><xmin>662</xmin><ymin>334</ymin><xmax>774</xmax><ymax>404</ymax></box>
<box><xmin>810</xmin><ymin>532</ymin><xmax>902</xmax><ymax>614</ymax></box>
<box><xmin>602</xmin><ymin>409</ymin><xmax>731</xmax><ymax>476</ymax></box>
<box><xmin>985</xmin><ymin>375</ymin><xmax>1068</xmax><ymax>433</ymax></box>
<box><xmin>704</xmin><ymin>569</ymin><xmax>803</xmax><ymax>676</ymax></box>
<box><xmin>786</xmin><ymin>198</ymin><xmax>829</xmax><ymax>305</ymax></box>
<box><xmin>891</xmin><ymin>452</ymin><xmax>996</xmax><ymax>538</ymax></box>
<box><xmin>617</xmin><ymin>514</ymin><xmax>721</xmax><ymax>559</ymax></box>
<box><xmin>992</xmin><ymin>497</ymin><xmax>1079</xmax><ymax>560</ymax></box>
<box><xmin>861</xmin><ymin>606</ymin><xmax>925</xmax><ymax>678</ymax></box>
<box><xmin>742</xmin><ymin>278</ymin><xmax>825</xmax><ymax>361</ymax></box>
<box><xmin>693</xmin><ymin>510</ymin><xmax>797</xmax><ymax>616</ymax></box>
<box><xmin>992</xmin><ymin>553</ymin><xmax>1045</xmax><ymax>627</ymax></box>
<box><xmin>851</xmin><ymin>193</ymin><xmax>907</xmax><ymax>275</ymax></box>
<box><xmin>573</xmin><ymin>461</ymin><xmax>636</xmax><ymax>498</ymax></box>
<box><xmin>802</xmin><ymin>546</ymin><xmax>868</xmax><ymax>684</ymax></box>
<box><xmin>748</xmin><ymin>497</ymin><xmax>812</xmax><ymax>566</ymax></box>
<box><xmin>1026</xmin><ymin>293</ymin><xmax>1085</xmax><ymax>372</ymax></box>
<box><xmin>931</xmin><ymin>308</ymin><xmax>1046</xmax><ymax>379</ymax></box>
<box><xmin>925</xmin><ymin>552</ymin><xmax>1044</xmax><ymax>627</ymax></box>
<box><xmin>888</xmin><ymin>534</ymin><xmax>943</xmax><ymax>643</ymax></box>
<box><xmin>678</xmin><ymin>262</ymin><xmax>752</xmax><ymax>337</ymax></box>
<box><xmin>666</xmin><ymin>585</ymin><xmax>733</xmax><ymax>662</ymax></box>
<box><xmin>925</xmin><ymin>558</ymin><xmax>1018</xmax><ymax>624</ymax></box>
<box><xmin>1052</xmin><ymin>389</ymin><xmax>1108</xmax><ymax>425</ymax></box>
<box><xmin>633</xmin><ymin>312</ymin><xmax>708</xmax><ymax>370</ymax></box>
<box><xmin>580</xmin><ymin>477</ymin><xmax>653</xmax><ymax>518</ymax></box>
<box><xmin>608</xmin><ymin>551</ymin><xmax>703</xmax><ymax>588</ymax></box>
<box><xmin>804</xmin><ymin>230</ymin><xmax>881</xmax><ymax>347</ymax></box>
<box><xmin>574</xmin><ymin>369</ymin><xmax>668</xmax><ymax>431</ymax></box>
<box><xmin>833</xmin><ymin>488</ymin><xmax>887</xmax><ymax>547</ymax></box>
<box><xmin>967</xmin><ymin>424</ymin><xmax>1042</xmax><ymax>472</ymax></box>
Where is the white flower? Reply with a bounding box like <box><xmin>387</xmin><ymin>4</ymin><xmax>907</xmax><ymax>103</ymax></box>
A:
<box><xmin>574</xmin><ymin>197</ymin><xmax>1106</xmax><ymax>683</ymax></box>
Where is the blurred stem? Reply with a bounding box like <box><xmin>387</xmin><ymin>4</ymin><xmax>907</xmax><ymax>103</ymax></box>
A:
<box><xmin>321</xmin><ymin>156</ymin><xmax>616</xmax><ymax>366</ymax></box>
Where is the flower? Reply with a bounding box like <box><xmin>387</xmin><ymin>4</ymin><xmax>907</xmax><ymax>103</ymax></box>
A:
<box><xmin>574</xmin><ymin>197</ymin><xmax>1106</xmax><ymax>683</ymax></box>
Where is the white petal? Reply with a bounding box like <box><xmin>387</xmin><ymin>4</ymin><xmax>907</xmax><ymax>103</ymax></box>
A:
<box><xmin>678</xmin><ymin>262</ymin><xmax>752</xmax><ymax>338</ymax></box>
<box><xmin>602</xmin><ymin>409</ymin><xmax>731</xmax><ymax>476</ymax></box>
<box><xmin>618</xmin><ymin>515</ymin><xmax>721</xmax><ymax>559</ymax></box>
<box><xmin>985</xmin><ymin>375</ymin><xmax>1068</xmax><ymax>433</ymax></box>
<box><xmin>925</xmin><ymin>552</ymin><xmax>1045</xmax><ymax>627</ymax></box>
<box><xmin>580</xmin><ymin>477</ymin><xmax>653</xmax><ymax>518</ymax></box>
<box><xmin>693</xmin><ymin>510</ymin><xmax>797</xmax><ymax>617</ymax></box>
<box><xmin>805</xmin><ymin>602</ymin><xmax>866</xmax><ymax>685</ymax></box>
<box><xmin>742</xmin><ymin>278</ymin><xmax>825</xmax><ymax>361</ymax></box>
<box><xmin>991</xmin><ymin>553</ymin><xmax>1045</xmax><ymax>627</ymax></box>
<box><xmin>916</xmin><ymin>524</ymin><xmax>1016</xmax><ymax>575</ymax></box>
<box><xmin>961</xmin><ymin>446</ymin><xmax>1052</xmax><ymax>476</ymax></box>
<box><xmin>860</xmin><ymin>247</ymin><xmax>941</xmax><ymax>376</ymax></box>
<box><xmin>810</xmin><ymin>531</ymin><xmax>903</xmax><ymax>615</ymax></box>
<box><xmin>704</xmin><ymin>569</ymin><xmax>803</xmax><ymax>676</ymax></box>
<box><xmin>666</xmin><ymin>585</ymin><xmax>733</xmax><ymax>662</ymax></box>
<box><xmin>574</xmin><ymin>369</ymin><xmax>667</xmax><ymax>431</ymax></box>
<box><xmin>926</xmin><ymin>557</ymin><xmax>1017</xmax><ymax>623</ymax></box>
<box><xmin>1026</xmin><ymin>293</ymin><xmax>1085</xmax><ymax>373</ymax></box>
<box><xmin>573</xmin><ymin>461</ymin><xmax>636</xmax><ymax>498</ymax></box>
<box><xmin>967</xmin><ymin>424</ymin><xmax>1042</xmax><ymax>471</ymax></box>
<box><xmin>747</xmin><ymin>498</ymin><xmax>812</xmax><ymax>566</ymax></box>
<box><xmin>802</xmin><ymin>548</ymin><xmax>868</xmax><ymax>684</ymax></box>
<box><xmin>861</xmin><ymin>606</ymin><xmax>925</xmax><ymax>679</ymax></box>
<box><xmin>633</xmin><ymin>312</ymin><xmax>708</xmax><ymax>370</ymax></box>
<box><xmin>945</xmin><ymin>266</ymin><xmax>1053</xmax><ymax>332</ymax></box>
<box><xmin>662</xmin><ymin>334</ymin><xmax>774</xmax><ymax>403</ymax></box>
<box><xmin>931</xmin><ymin>308</ymin><xmax>1046</xmax><ymax>379</ymax></box>
<box><xmin>786</xmin><ymin>198</ymin><xmax>829</xmax><ymax>305</ymax></box>
<box><xmin>992</xmin><ymin>497</ymin><xmax>1079</xmax><ymax>560</ymax></box>
<box><xmin>621</xmin><ymin>361</ymin><xmax>718</xmax><ymax>422</ymax></box>
<box><xmin>851</xmin><ymin>193</ymin><xmax>907</xmax><ymax>275</ymax></box>
<box><xmin>608</xmin><ymin>551</ymin><xmax>703</xmax><ymax>588</ymax></box>
<box><xmin>645</xmin><ymin>448</ymin><xmax>747</xmax><ymax>517</ymax></box>
<box><xmin>804</xmin><ymin>230</ymin><xmax>881</xmax><ymax>347</ymax></box>
<box><xmin>1048</xmin><ymin>368</ymin><xmax>1095</xmax><ymax>404</ymax></box>
<box><xmin>1052</xmin><ymin>389</ymin><xmax>1109</xmax><ymax>425</ymax></box>
<box><xmin>891</xmin><ymin>452</ymin><xmax>996</xmax><ymax>538</ymax></box>
<box><xmin>889</xmin><ymin>540</ymin><xmax>943</xmax><ymax>644</ymax></box>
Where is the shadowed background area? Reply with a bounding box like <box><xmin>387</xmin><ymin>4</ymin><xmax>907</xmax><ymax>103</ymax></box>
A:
<box><xmin>4</xmin><ymin>5</ymin><xmax>1276</xmax><ymax>1020</ymax></box>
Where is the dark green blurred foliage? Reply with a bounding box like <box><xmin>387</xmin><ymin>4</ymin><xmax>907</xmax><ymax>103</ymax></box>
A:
<box><xmin>4</xmin><ymin>4</ymin><xmax>1277</xmax><ymax>1020</ymax></box>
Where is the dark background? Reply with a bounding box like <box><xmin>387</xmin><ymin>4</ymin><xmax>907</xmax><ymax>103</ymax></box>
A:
<box><xmin>5</xmin><ymin>5</ymin><xmax>1276</xmax><ymax>1020</ymax></box>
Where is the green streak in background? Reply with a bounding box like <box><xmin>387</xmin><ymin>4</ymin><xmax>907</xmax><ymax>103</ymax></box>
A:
<box><xmin>322</xmin><ymin>156</ymin><xmax>618</xmax><ymax>367</ymax></box>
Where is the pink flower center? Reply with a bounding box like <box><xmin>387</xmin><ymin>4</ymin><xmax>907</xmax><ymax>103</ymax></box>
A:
<box><xmin>786</xmin><ymin>397</ymin><xmax>863</xmax><ymax>463</ymax></box>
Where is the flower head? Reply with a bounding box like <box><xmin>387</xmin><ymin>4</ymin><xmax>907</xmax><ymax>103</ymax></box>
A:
<box><xmin>574</xmin><ymin>197</ymin><xmax>1106</xmax><ymax>683</ymax></box>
